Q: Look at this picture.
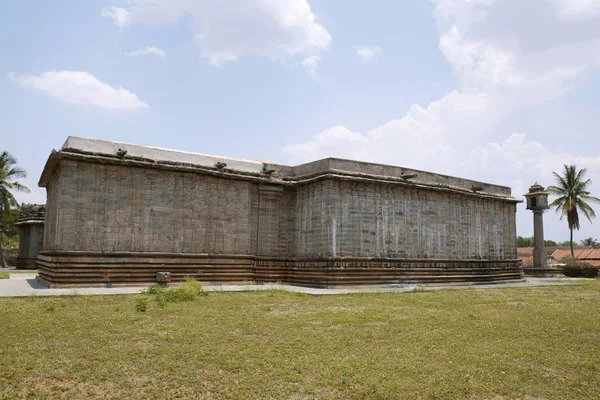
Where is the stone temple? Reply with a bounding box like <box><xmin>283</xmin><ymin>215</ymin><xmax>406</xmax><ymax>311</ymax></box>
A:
<box><xmin>37</xmin><ymin>136</ymin><xmax>522</xmax><ymax>287</ymax></box>
<box><xmin>16</xmin><ymin>204</ymin><xmax>45</xmax><ymax>269</ymax></box>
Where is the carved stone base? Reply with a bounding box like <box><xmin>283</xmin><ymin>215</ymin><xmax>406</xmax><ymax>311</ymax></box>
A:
<box><xmin>36</xmin><ymin>251</ymin><xmax>523</xmax><ymax>288</ymax></box>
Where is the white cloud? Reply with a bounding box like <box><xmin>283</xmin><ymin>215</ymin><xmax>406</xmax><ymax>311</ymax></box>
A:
<box><xmin>123</xmin><ymin>46</ymin><xmax>166</xmax><ymax>58</ymax></box>
<box><xmin>285</xmin><ymin>125</ymin><xmax>369</xmax><ymax>159</ymax></box>
<box><xmin>105</xmin><ymin>0</ymin><xmax>331</xmax><ymax>67</ymax></box>
<box><xmin>302</xmin><ymin>55</ymin><xmax>321</xmax><ymax>78</ymax></box>
<box><xmin>553</xmin><ymin>0</ymin><xmax>600</xmax><ymax>20</ymax></box>
<box><xmin>10</xmin><ymin>71</ymin><xmax>148</xmax><ymax>111</ymax></box>
<box><xmin>354</xmin><ymin>45</ymin><xmax>383</xmax><ymax>61</ymax></box>
<box><xmin>284</xmin><ymin>0</ymin><xmax>600</xmax><ymax>238</ymax></box>
<box><xmin>287</xmin><ymin>0</ymin><xmax>600</xmax><ymax>166</ymax></box>
<box><xmin>101</xmin><ymin>6</ymin><xmax>131</xmax><ymax>27</ymax></box>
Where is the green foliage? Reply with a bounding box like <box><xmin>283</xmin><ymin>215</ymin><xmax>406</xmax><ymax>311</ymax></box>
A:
<box><xmin>549</xmin><ymin>165</ymin><xmax>600</xmax><ymax>254</ymax></box>
<box><xmin>135</xmin><ymin>298</ymin><xmax>148</xmax><ymax>312</ymax></box>
<box><xmin>144</xmin><ymin>278</ymin><xmax>207</xmax><ymax>308</ymax></box>
<box><xmin>143</xmin><ymin>284</ymin><xmax>166</xmax><ymax>295</ymax></box>
<box><xmin>516</xmin><ymin>236</ymin><xmax>559</xmax><ymax>247</ymax></box>
<box><xmin>0</xmin><ymin>151</ymin><xmax>30</xmax><ymax>217</ymax></box>
<box><xmin>0</xmin><ymin>208</ymin><xmax>18</xmax><ymax>236</ymax></box>
<box><xmin>561</xmin><ymin>256</ymin><xmax>599</xmax><ymax>278</ymax></box>
<box><xmin>0</xmin><ymin>152</ymin><xmax>29</xmax><ymax>267</ymax></box>
<box><xmin>1</xmin><ymin>232</ymin><xmax>19</xmax><ymax>248</ymax></box>
<box><xmin>580</xmin><ymin>237</ymin><xmax>600</xmax><ymax>248</ymax></box>
<box><xmin>516</xmin><ymin>236</ymin><xmax>533</xmax><ymax>247</ymax></box>
<box><xmin>0</xmin><ymin>272</ymin><xmax>9</xmax><ymax>279</ymax></box>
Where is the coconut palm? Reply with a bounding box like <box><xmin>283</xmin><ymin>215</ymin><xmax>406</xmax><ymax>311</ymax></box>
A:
<box><xmin>0</xmin><ymin>151</ymin><xmax>30</xmax><ymax>268</ymax></box>
<box><xmin>548</xmin><ymin>165</ymin><xmax>600</xmax><ymax>257</ymax></box>
<box><xmin>580</xmin><ymin>237</ymin><xmax>600</xmax><ymax>248</ymax></box>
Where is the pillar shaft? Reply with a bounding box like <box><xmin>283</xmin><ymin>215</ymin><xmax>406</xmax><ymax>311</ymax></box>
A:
<box><xmin>533</xmin><ymin>211</ymin><xmax>545</xmax><ymax>268</ymax></box>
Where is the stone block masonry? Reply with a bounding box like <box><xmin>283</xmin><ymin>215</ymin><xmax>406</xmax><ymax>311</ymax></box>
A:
<box><xmin>36</xmin><ymin>137</ymin><xmax>522</xmax><ymax>287</ymax></box>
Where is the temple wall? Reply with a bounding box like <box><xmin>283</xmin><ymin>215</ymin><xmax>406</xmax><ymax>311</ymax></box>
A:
<box><xmin>291</xmin><ymin>179</ymin><xmax>517</xmax><ymax>260</ymax></box>
<box><xmin>43</xmin><ymin>167</ymin><xmax>61</xmax><ymax>251</ymax></box>
<box><xmin>41</xmin><ymin>160</ymin><xmax>518</xmax><ymax>261</ymax></box>
<box><xmin>49</xmin><ymin>160</ymin><xmax>254</xmax><ymax>254</ymax></box>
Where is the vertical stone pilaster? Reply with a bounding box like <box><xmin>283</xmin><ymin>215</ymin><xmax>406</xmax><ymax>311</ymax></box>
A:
<box><xmin>256</xmin><ymin>184</ymin><xmax>283</xmax><ymax>256</ymax></box>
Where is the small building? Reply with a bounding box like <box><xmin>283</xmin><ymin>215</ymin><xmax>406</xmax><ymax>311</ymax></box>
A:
<box><xmin>36</xmin><ymin>137</ymin><xmax>522</xmax><ymax>287</ymax></box>
<box><xmin>16</xmin><ymin>204</ymin><xmax>45</xmax><ymax>269</ymax></box>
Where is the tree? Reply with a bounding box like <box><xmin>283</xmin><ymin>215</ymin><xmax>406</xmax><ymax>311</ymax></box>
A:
<box><xmin>580</xmin><ymin>237</ymin><xmax>600</xmax><ymax>248</ymax></box>
<box><xmin>0</xmin><ymin>151</ymin><xmax>30</xmax><ymax>268</ymax></box>
<box><xmin>548</xmin><ymin>165</ymin><xmax>600</xmax><ymax>257</ymax></box>
<box><xmin>516</xmin><ymin>236</ymin><xmax>533</xmax><ymax>247</ymax></box>
<box><xmin>0</xmin><ymin>208</ymin><xmax>19</xmax><ymax>244</ymax></box>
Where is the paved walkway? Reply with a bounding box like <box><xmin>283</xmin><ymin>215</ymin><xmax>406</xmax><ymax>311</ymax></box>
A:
<box><xmin>0</xmin><ymin>272</ymin><xmax>581</xmax><ymax>298</ymax></box>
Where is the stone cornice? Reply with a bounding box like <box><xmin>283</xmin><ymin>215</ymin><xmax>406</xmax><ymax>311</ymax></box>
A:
<box><xmin>38</xmin><ymin>148</ymin><xmax>521</xmax><ymax>203</ymax></box>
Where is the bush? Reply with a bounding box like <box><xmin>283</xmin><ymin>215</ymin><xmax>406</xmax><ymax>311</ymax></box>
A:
<box><xmin>561</xmin><ymin>256</ymin><xmax>599</xmax><ymax>278</ymax></box>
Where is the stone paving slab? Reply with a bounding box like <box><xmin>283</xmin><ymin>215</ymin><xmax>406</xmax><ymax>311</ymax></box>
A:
<box><xmin>0</xmin><ymin>273</ymin><xmax>581</xmax><ymax>298</ymax></box>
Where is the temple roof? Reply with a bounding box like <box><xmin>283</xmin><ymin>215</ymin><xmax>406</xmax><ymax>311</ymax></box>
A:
<box><xmin>38</xmin><ymin>136</ymin><xmax>516</xmax><ymax>199</ymax></box>
<box><xmin>16</xmin><ymin>204</ymin><xmax>45</xmax><ymax>225</ymax></box>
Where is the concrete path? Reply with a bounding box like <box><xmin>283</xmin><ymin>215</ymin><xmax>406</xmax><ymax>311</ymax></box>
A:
<box><xmin>0</xmin><ymin>273</ymin><xmax>581</xmax><ymax>298</ymax></box>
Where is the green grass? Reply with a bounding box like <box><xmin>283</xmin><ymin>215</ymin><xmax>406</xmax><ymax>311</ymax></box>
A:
<box><xmin>0</xmin><ymin>272</ymin><xmax>8</xmax><ymax>279</ymax></box>
<box><xmin>1</xmin><ymin>281</ymin><xmax>600</xmax><ymax>399</ymax></box>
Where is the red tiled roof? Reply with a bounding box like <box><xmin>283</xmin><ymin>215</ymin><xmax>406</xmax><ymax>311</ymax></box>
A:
<box><xmin>551</xmin><ymin>247</ymin><xmax>592</xmax><ymax>262</ymax></box>
<box><xmin>517</xmin><ymin>247</ymin><xmax>534</xmax><ymax>267</ymax></box>
<box><xmin>517</xmin><ymin>246</ymin><xmax>596</xmax><ymax>267</ymax></box>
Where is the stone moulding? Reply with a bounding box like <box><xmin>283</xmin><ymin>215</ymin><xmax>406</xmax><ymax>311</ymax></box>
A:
<box><xmin>36</xmin><ymin>251</ymin><xmax>523</xmax><ymax>288</ymax></box>
<box><xmin>36</xmin><ymin>136</ymin><xmax>523</xmax><ymax>288</ymax></box>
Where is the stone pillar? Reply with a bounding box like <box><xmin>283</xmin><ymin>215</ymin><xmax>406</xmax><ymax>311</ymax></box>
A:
<box><xmin>524</xmin><ymin>183</ymin><xmax>549</xmax><ymax>269</ymax></box>
<box><xmin>532</xmin><ymin>211</ymin><xmax>545</xmax><ymax>268</ymax></box>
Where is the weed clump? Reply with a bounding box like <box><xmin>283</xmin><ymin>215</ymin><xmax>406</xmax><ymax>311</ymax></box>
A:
<box><xmin>142</xmin><ymin>278</ymin><xmax>207</xmax><ymax>308</ymax></box>
<box><xmin>135</xmin><ymin>298</ymin><xmax>148</xmax><ymax>312</ymax></box>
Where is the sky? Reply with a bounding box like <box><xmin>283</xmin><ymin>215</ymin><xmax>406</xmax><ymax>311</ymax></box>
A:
<box><xmin>1</xmin><ymin>0</ymin><xmax>600</xmax><ymax>243</ymax></box>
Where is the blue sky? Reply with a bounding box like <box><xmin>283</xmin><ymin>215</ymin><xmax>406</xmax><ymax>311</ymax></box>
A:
<box><xmin>2</xmin><ymin>0</ymin><xmax>600</xmax><ymax>242</ymax></box>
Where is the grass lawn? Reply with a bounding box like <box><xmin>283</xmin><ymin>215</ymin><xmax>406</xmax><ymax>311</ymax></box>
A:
<box><xmin>1</xmin><ymin>281</ymin><xmax>599</xmax><ymax>399</ymax></box>
<box><xmin>0</xmin><ymin>272</ymin><xmax>8</xmax><ymax>279</ymax></box>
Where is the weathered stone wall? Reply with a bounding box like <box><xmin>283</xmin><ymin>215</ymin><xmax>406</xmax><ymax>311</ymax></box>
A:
<box><xmin>48</xmin><ymin>160</ymin><xmax>254</xmax><ymax>254</ymax></box>
<box><xmin>42</xmin><ymin>167</ymin><xmax>61</xmax><ymax>251</ymax></box>
<box><xmin>45</xmin><ymin>161</ymin><xmax>517</xmax><ymax>261</ymax></box>
<box><xmin>290</xmin><ymin>179</ymin><xmax>516</xmax><ymax>260</ymax></box>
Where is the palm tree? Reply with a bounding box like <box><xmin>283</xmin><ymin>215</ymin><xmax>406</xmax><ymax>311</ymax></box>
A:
<box><xmin>548</xmin><ymin>165</ymin><xmax>600</xmax><ymax>257</ymax></box>
<box><xmin>0</xmin><ymin>151</ymin><xmax>30</xmax><ymax>268</ymax></box>
<box><xmin>580</xmin><ymin>237</ymin><xmax>600</xmax><ymax>248</ymax></box>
